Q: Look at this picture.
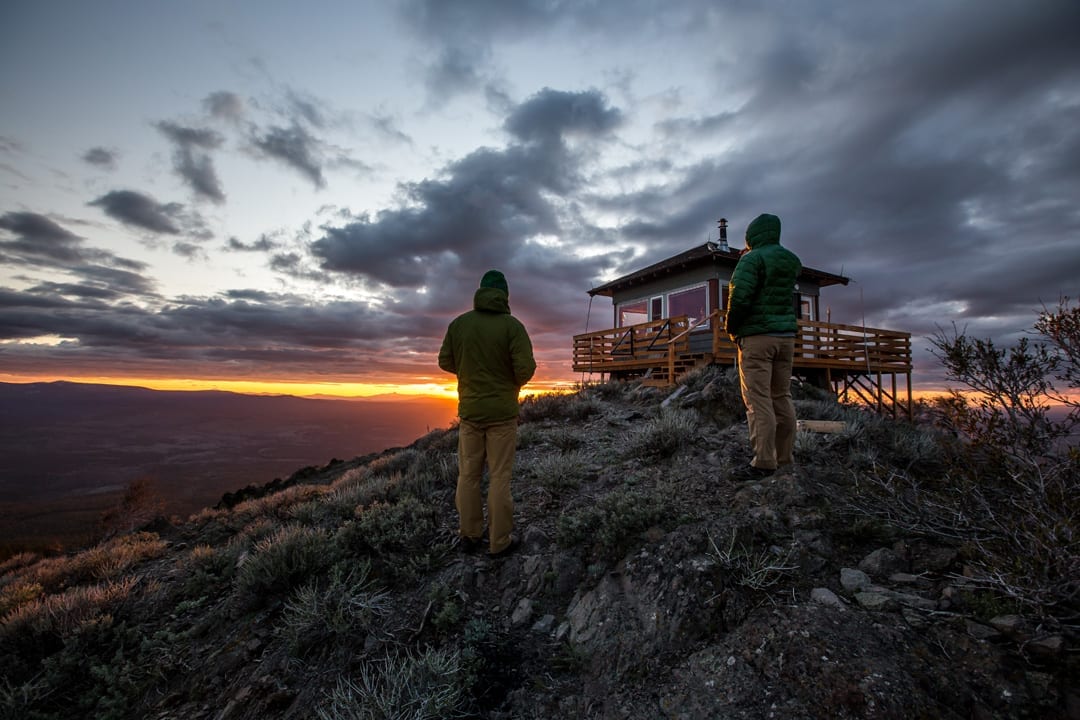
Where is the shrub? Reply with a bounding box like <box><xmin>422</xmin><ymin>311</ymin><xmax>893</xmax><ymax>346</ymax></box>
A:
<box><xmin>0</xmin><ymin>576</ymin><xmax>137</xmax><ymax>641</ymax></box>
<box><xmin>180</xmin><ymin>543</ymin><xmax>242</xmax><ymax>599</ymax></box>
<box><xmin>624</xmin><ymin>408</ymin><xmax>698</xmax><ymax>460</ymax></box>
<box><xmin>519</xmin><ymin>391</ymin><xmax>600</xmax><ymax>423</ymax></box>
<box><xmin>316</xmin><ymin>647</ymin><xmax>469</xmax><ymax>720</ymax></box>
<box><xmin>234</xmin><ymin>525</ymin><xmax>335</xmax><ymax>606</ymax></box>
<box><xmin>279</xmin><ymin>561</ymin><xmax>392</xmax><ymax>655</ymax></box>
<box><xmin>527</xmin><ymin>449</ymin><xmax>596</xmax><ymax>491</ymax></box>
<box><xmin>708</xmin><ymin>528</ymin><xmax>798</xmax><ymax>592</ymax></box>
<box><xmin>0</xmin><ymin>581</ymin><xmax>43</xmax><ymax>617</ymax></box>
<box><xmin>556</xmin><ymin>489</ymin><xmax>679</xmax><ymax>561</ymax></box>
<box><xmin>335</xmin><ymin>496</ymin><xmax>446</xmax><ymax>584</ymax></box>
<box><xmin>583</xmin><ymin>379</ymin><xmax>630</xmax><ymax>401</ymax></box>
<box><xmin>9</xmin><ymin>532</ymin><xmax>165</xmax><ymax>594</ymax></box>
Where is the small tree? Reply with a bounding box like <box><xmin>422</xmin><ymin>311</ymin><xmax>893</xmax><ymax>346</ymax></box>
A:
<box><xmin>1034</xmin><ymin>296</ymin><xmax>1080</xmax><ymax>419</ymax></box>
<box><xmin>929</xmin><ymin>297</ymin><xmax>1079</xmax><ymax>464</ymax></box>
<box><xmin>858</xmin><ymin>299</ymin><xmax>1080</xmax><ymax>621</ymax></box>
<box><xmin>99</xmin><ymin>476</ymin><xmax>165</xmax><ymax>537</ymax></box>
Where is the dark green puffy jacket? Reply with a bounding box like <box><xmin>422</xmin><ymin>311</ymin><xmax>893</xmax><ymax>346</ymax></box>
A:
<box><xmin>724</xmin><ymin>213</ymin><xmax>802</xmax><ymax>340</ymax></box>
<box><xmin>438</xmin><ymin>287</ymin><xmax>536</xmax><ymax>423</ymax></box>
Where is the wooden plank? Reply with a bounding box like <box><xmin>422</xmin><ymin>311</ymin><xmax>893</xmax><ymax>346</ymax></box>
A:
<box><xmin>797</xmin><ymin>420</ymin><xmax>846</xmax><ymax>433</ymax></box>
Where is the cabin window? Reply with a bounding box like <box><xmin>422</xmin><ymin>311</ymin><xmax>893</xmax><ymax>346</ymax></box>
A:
<box><xmin>650</xmin><ymin>296</ymin><xmax>663</xmax><ymax>321</ymax></box>
<box><xmin>668</xmin><ymin>284</ymin><xmax>708</xmax><ymax>326</ymax></box>
<box><xmin>618</xmin><ymin>300</ymin><xmax>648</xmax><ymax>326</ymax></box>
<box><xmin>799</xmin><ymin>294</ymin><xmax>816</xmax><ymax>321</ymax></box>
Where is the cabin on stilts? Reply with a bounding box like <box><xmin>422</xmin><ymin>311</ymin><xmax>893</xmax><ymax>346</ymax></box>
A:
<box><xmin>572</xmin><ymin>219</ymin><xmax>913</xmax><ymax>419</ymax></box>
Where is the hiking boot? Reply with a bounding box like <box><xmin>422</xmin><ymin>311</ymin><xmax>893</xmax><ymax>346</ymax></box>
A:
<box><xmin>488</xmin><ymin>535</ymin><xmax>520</xmax><ymax>558</ymax></box>
<box><xmin>458</xmin><ymin>536</ymin><xmax>486</xmax><ymax>554</ymax></box>
<box><xmin>729</xmin><ymin>465</ymin><xmax>775</xmax><ymax>483</ymax></box>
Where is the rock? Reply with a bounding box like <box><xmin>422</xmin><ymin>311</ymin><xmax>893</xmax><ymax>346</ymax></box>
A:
<box><xmin>840</xmin><ymin>567</ymin><xmax>871</xmax><ymax>593</ymax></box>
<box><xmin>889</xmin><ymin>572</ymin><xmax>930</xmax><ymax>587</ymax></box>
<box><xmin>989</xmin><ymin>614</ymin><xmax>1025</xmax><ymax>638</ymax></box>
<box><xmin>810</xmin><ymin>587</ymin><xmax>846</xmax><ymax>610</ymax></box>
<box><xmin>964</xmin><ymin>620</ymin><xmax>1000</xmax><ymax>640</ymax></box>
<box><xmin>891</xmin><ymin>591</ymin><xmax>937</xmax><ymax>611</ymax></box>
<box><xmin>858</xmin><ymin>548</ymin><xmax>905</xmax><ymax>578</ymax></box>
<box><xmin>532</xmin><ymin>614</ymin><xmax>556</xmax><ymax>634</ymax></box>
<box><xmin>1028</xmin><ymin>635</ymin><xmax>1064</xmax><ymax>659</ymax></box>
<box><xmin>511</xmin><ymin>598</ymin><xmax>534</xmax><ymax>627</ymax></box>
<box><xmin>854</xmin><ymin>592</ymin><xmax>895</xmax><ymax>611</ymax></box>
<box><xmin>523</xmin><ymin>525</ymin><xmax>550</xmax><ymax>551</ymax></box>
<box><xmin>914</xmin><ymin>546</ymin><xmax>959</xmax><ymax>573</ymax></box>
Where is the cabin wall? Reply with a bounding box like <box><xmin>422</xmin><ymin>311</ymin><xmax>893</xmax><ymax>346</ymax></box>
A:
<box><xmin>610</xmin><ymin>268</ymin><xmax>825</xmax><ymax>325</ymax></box>
<box><xmin>609</xmin><ymin>266</ymin><xmax>720</xmax><ymax>307</ymax></box>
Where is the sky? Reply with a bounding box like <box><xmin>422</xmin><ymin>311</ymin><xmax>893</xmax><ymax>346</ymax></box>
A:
<box><xmin>1</xmin><ymin>0</ymin><xmax>1078</xmax><ymax>399</ymax></box>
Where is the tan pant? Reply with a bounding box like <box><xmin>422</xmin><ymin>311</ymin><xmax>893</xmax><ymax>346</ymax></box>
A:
<box><xmin>737</xmin><ymin>335</ymin><xmax>796</xmax><ymax>470</ymax></box>
<box><xmin>456</xmin><ymin>418</ymin><xmax>517</xmax><ymax>553</ymax></box>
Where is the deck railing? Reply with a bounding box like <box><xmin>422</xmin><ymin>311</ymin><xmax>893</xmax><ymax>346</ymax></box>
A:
<box><xmin>573</xmin><ymin>311</ymin><xmax>912</xmax><ymax>376</ymax></box>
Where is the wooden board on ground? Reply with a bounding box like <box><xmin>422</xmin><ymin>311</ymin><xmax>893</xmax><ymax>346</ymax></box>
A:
<box><xmin>797</xmin><ymin>420</ymin><xmax>847</xmax><ymax>433</ymax></box>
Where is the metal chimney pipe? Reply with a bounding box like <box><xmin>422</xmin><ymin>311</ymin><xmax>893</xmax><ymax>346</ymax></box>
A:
<box><xmin>718</xmin><ymin>218</ymin><xmax>729</xmax><ymax>251</ymax></box>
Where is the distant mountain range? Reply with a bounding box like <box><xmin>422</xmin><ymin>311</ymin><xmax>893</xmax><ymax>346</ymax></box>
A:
<box><xmin>0</xmin><ymin>381</ymin><xmax>457</xmax><ymax>553</ymax></box>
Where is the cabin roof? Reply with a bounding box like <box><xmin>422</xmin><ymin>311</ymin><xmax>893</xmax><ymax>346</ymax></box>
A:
<box><xmin>587</xmin><ymin>242</ymin><xmax>850</xmax><ymax>297</ymax></box>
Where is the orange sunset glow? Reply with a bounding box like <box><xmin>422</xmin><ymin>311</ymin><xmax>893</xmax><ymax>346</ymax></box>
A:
<box><xmin>0</xmin><ymin>373</ymin><xmax>576</xmax><ymax>401</ymax></box>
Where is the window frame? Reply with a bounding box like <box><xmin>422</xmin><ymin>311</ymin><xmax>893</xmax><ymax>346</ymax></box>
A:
<box><xmin>666</xmin><ymin>282</ymin><xmax>710</xmax><ymax>328</ymax></box>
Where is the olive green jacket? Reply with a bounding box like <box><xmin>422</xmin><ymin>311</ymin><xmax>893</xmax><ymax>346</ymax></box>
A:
<box><xmin>725</xmin><ymin>216</ymin><xmax>802</xmax><ymax>340</ymax></box>
<box><xmin>438</xmin><ymin>287</ymin><xmax>536</xmax><ymax>423</ymax></box>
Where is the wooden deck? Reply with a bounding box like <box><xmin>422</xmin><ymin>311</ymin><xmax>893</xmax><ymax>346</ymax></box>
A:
<box><xmin>573</xmin><ymin>310</ymin><xmax>913</xmax><ymax>417</ymax></box>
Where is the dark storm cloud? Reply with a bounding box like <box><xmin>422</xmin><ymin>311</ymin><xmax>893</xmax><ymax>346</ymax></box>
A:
<box><xmin>0</xmin><ymin>211</ymin><xmax>82</xmax><ymax>260</ymax></box>
<box><xmin>0</xmin><ymin>285</ymin><xmax>448</xmax><ymax>381</ymax></box>
<box><xmin>89</xmin><ymin>190</ymin><xmax>183</xmax><ymax>235</ymax></box>
<box><xmin>82</xmin><ymin>146</ymin><xmax>117</xmax><ymax>170</ymax></box>
<box><xmin>311</xmin><ymin>88</ymin><xmax>624</xmax><ymax>288</ymax></box>
<box><xmin>504</xmin><ymin>88</ymin><xmax>623</xmax><ymax>144</ymax></box>
<box><xmin>252</xmin><ymin>125</ymin><xmax>325</xmax><ymax>188</ymax></box>
<box><xmin>0</xmin><ymin>212</ymin><xmax>154</xmax><ymax>298</ymax></box>
<box><xmin>156</xmin><ymin>121</ymin><xmax>226</xmax><ymax>203</ymax></box>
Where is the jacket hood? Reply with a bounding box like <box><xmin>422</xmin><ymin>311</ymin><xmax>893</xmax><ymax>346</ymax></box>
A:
<box><xmin>745</xmin><ymin>213</ymin><xmax>781</xmax><ymax>249</ymax></box>
<box><xmin>473</xmin><ymin>286</ymin><xmax>510</xmax><ymax>314</ymax></box>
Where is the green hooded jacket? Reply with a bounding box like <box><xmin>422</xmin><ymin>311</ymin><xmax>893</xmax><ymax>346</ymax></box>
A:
<box><xmin>724</xmin><ymin>213</ymin><xmax>802</xmax><ymax>340</ymax></box>
<box><xmin>438</xmin><ymin>287</ymin><xmax>536</xmax><ymax>423</ymax></box>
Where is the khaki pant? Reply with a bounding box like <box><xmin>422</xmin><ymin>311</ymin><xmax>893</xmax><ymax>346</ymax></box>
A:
<box><xmin>737</xmin><ymin>335</ymin><xmax>796</xmax><ymax>470</ymax></box>
<box><xmin>456</xmin><ymin>418</ymin><xmax>517</xmax><ymax>553</ymax></box>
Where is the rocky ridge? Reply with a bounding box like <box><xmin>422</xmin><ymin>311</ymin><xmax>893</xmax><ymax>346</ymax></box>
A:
<box><xmin>0</xmin><ymin>365</ymin><xmax>1076</xmax><ymax>719</ymax></box>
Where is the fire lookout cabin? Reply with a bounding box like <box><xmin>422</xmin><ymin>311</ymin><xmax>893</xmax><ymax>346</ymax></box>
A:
<box><xmin>572</xmin><ymin>219</ymin><xmax>913</xmax><ymax>418</ymax></box>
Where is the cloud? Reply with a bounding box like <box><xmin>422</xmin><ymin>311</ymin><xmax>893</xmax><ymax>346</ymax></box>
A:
<box><xmin>226</xmin><ymin>234</ymin><xmax>280</xmax><ymax>253</ymax></box>
<box><xmin>203</xmin><ymin>91</ymin><xmax>245</xmax><ymax>122</ymax></box>
<box><xmin>0</xmin><ymin>287</ymin><xmax>447</xmax><ymax>383</ymax></box>
<box><xmin>504</xmin><ymin>87</ymin><xmax>624</xmax><ymax>145</ymax></box>
<box><xmin>82</xmin><ymin>147</ymin><xmax>118</xmax><ymax>170</ymax></box>
<box><xmin>286</xmin><ymin>89</ymin><xmax>326</xmax><ymax>129</ymax></box>
<box><xmin>369</xmin><ymin>111</ymin><xmax>412</xmax><ymax>145</ymax></box>
<box><xmin>0</xmin><ymin>211</ymin><xmax>83</xmax><ymax>262</ymax></box>
<box><xmin>0</xmin><ymin>211</ymin><xmax>156</xmax><ymax>298</ymax></box>
<box><xmin>89</xmin><ymin>190</ymin><xmax>183</xmax><ymax>235</ymax></box>
<box><xmin>156</xmin><ymin>121</ymin><xmax>226</xmax><ymax>203</ymax></box>
<box><xmin>423</xmin><ymin>45</ymin><xmax>490</xmax><ymax>104</ymax></box>
<box><xmin>251</xmin><ymin>124</ymin><xmax>325</xmax><ymax>188</ymax></box>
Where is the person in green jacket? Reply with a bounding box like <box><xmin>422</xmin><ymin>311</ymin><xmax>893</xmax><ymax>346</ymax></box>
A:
<box><xmin>724</xmin><ymin>213</ymin><xmax>802</xmax><ymax>481</ymax></box>
<box><xmin>438</xmin><ymin>269</ymin><xmax>536</xmax><ymax>556</ymax></box>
